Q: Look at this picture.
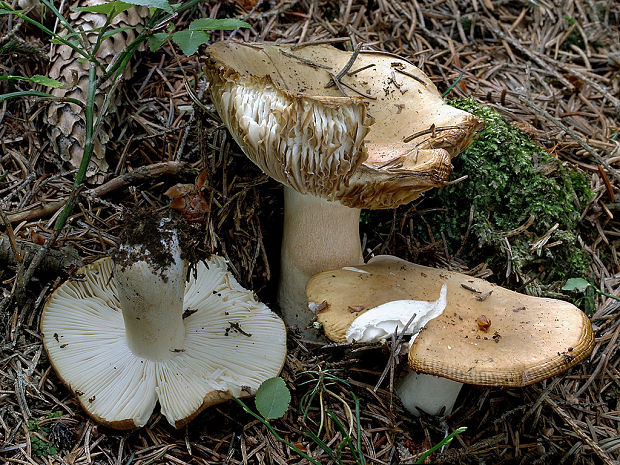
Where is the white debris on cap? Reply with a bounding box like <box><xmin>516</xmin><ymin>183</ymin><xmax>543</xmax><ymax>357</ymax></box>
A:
<box><xmin>345</xmin><ymin>284</ymin><xmax>447</xmax><ymax>343</ymax></box>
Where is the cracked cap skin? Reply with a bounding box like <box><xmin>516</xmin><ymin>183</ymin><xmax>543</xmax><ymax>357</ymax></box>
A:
<box><xmin>205</xmin><ymin>42</ymin><xmax>483</xmax><ymax>209</ymax></box>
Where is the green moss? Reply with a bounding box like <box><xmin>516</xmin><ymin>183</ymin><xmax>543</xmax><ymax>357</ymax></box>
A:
<box><xmin>561</xmin><ymin>16</ymin><xmax>584</xmax><ymax>51</ymax></box>
<box><xmin>416</xmin><ymin>98</ymin><xmax>592</xmax><ymax>295</ymax></box>
<box><xmin>460</xmin><ymin>15</ymin><xmax>472</xmax><ymax>31</ymax></box>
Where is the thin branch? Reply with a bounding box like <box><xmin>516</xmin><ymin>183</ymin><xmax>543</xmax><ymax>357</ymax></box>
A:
<box><xmin>325</xmin><ymin>42</ymin><xmax>363</xmax><ymax>88</ymax></box>
<box><xmin>517</xmin><ymin>94</ymin><xmax>620</xmax><ymax>184</ymax></box>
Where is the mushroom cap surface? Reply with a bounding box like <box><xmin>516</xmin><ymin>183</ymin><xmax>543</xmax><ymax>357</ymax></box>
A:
<box><xmin>205</xmin><ymin>42</ymin><xmax>482</xmax><ymax>209</ymax></box>
<box><xmin>306</xmin><ymin>255</ymin><xmax>593</xmax><ymax>386</ymax></box>
<box><xmin>42</xmin><ymin>256</ymin><xmax>287</xmax><ymax>429</ymax></box>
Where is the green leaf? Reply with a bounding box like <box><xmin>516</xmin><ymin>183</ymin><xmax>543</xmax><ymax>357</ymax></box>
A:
<box><xmin>0</xmin><ymin>90</ymin><xmax>79</xmax><ymax>104</ymax></box>
<box><xmin>255</xmin><ymin>377</ymin><xmax>291</xmax><ymax>420</ymax></box>
<box><xmin>123</xmin><ymin>0</ymin><xmax>172</xmax><ymax>13</ymax></box>
<box><xmin>148</xmin><ymin>32</ymin><xmax>171</xmax><ymax>51</ymax></box>
<box><xmin>50</xmin><ymin>36</ymin><xmax>83</xmax><ymax>50</ymax></box>
<box><xmin>171</xmin><ymin>29</ymin><xmax>210</xmax><ymax>56</ymax></box>
<box><xmin>562</xmin><ymin>278</ymin><xmax>591</xmax><ymax>292</ymax></box>
<box><xmin>0</xmin><ymin>74</ymin><xmax>63</xmax><ymax>88</ymax></box>
<box><xmin>73</xmin><ymin>1</ymin><xmax>132</xmax><ymax>18</ymax></box>
<box><xmin>189</xmin><ymin>17</ymin><xmax>250</xmax><ymax>31</ymax></box>
<box><xmin>29</xmin><ymin>74</ymin><xmax>64</xmax><ymax>88</ymax></box>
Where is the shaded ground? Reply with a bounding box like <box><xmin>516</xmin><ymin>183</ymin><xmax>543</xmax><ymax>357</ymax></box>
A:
<box><xmin>1</xmin><ymin>0</ymin><xmax>619</xmax><ymax>464</ymax></box>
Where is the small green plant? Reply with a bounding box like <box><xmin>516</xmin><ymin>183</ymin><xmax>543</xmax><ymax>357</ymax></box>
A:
<box><xmin>562</xmin><ymin>277</ymin><xmax>620</xmax><ymax>315</ymax></box>
<box><xmin>26</xmin><ymin>419</ymin><xmax>40</xmax><ymax>431</ymax></box>
<box><xmin>235</xmin><ymin>374</ymin><xmax>366</xmax><ymax>465</ymax></box>
<box><xmin>563</xmin><ymin>277</ymin><xmax>620</xmax><ymax>300</ymax></box>
<box><xmin>414</xmin><ymin>427</ymin><xmax>467</xmax><ymax>464</ymax></box>
<box><xmin>234</xmin><ymin>377</ymin><xmax>321</xmax><ymax>465</ymax></box>
<box><xmin>31</xmin><ymin>436</ymin><xmax>58</xmax><ymax>457</ymax></box>
<box><xmin>559</xmin><ymin>16</ymin><xmax>603</xmax><ymax>52</ymax></box>
<box><xmin>297</xmin><ymin>365</ymin><xmax>366</xmax><ymax>465</ymax></box>
<box><xmin>0</xmin><ymin>0</ymin><xmax>249</xmax><ymax>231</ymax></box>
<box><xmin>298</xmin><ymin>365</ymin><xmax>352</xmax><ymax>434</ymax></box>
<box><xmin>26</xmin><ymin>419</ymin><xmax>58</xmax><ymax>456</ymax></box>
<box><xmin>359</xmin><ymin>212</ymin><xmax>372</xmax><ymax>225</ymax></box>
<box><xmin>237</xmin><ymin>374</ymin><xmax>465</xmax><ymax>464</ymax></box>
<box><xmin>561</xmin><ymin>15</ymin><xmax>583</xmax><ymax>51</ymax></box>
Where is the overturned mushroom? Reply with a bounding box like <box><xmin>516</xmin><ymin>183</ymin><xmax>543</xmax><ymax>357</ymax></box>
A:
<box><xmin>205</xmin><ymin>42</ymin><xmax>482</xmax><ymax>334</ymax></box>
<box><xmin>42</xmin><ymin>219</ymin><xmax>286</xmax><ymax>429</ymax></box>
<box><xmin>306</xmin><ymin>255</ymin><xmax>594</xmax><ymax>416</ymax></box>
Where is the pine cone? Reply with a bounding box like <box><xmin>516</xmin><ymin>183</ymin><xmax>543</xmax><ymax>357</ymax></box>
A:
<box><xmin>46</xmin><ymin>0</ymin><xmax>149</xmax><ymax>178</ymax></box>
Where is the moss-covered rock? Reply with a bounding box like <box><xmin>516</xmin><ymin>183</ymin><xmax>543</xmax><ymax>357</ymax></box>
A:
<box><xmin>416</xmin><ymin>98</ymin><xmax>592</xmax><ymax>295</ymax></box>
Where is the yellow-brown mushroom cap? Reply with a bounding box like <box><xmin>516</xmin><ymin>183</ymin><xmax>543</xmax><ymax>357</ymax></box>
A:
<box><xmin>205</xmin><ymin>42</ymin><xmax>483</xmax><ymax>209</ymax></box>
<box><xmin>306</xmin><ymin>255</ymin><xmax>594</xmax><ymax>387</ymax></box>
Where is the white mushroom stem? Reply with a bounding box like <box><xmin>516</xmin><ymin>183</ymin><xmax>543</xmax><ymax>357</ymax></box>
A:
<box><xmin>279</xmin><ymin>187</ymin><xmax>363</xmax><ymax>332</ymax></box>
<box><xmin>396</xmin><ymin>371</ymin><xmax>463</xmax><ymax>416</ymax></box>
<box><xmin>114</xmin><ymin>229</ymin><xmax>187</xmax><ymax>360</ymax></box>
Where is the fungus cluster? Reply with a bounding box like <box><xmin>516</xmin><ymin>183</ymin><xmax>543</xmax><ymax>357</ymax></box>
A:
<box><xmin>205</xmin><ymin>41</ymin><xmax>593</xmax><ymax>417</ymax></box>
<box><xmin>42</xmin><ymin>42</ymin><xmax>594</xmax><ymax>430</ymax></box>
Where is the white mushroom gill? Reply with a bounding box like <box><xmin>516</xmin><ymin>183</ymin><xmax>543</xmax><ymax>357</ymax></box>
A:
<box><xmin>157</xmin><ymin>260</ymin><xmax>288</xmax><ymax>424</ymax></box>
<box><xmin>217</xmin><ymin>79</ymin><xmax>367</xmax><ymax>195</ymax></box>
<box><xmin>42</xmin><ymin>255</ymin><xmax>286</xmax><ymax>428</ymax></box>
<box><xmin>42</xmin><ymin>258</ymin><xmax>158</xmax><ymax>427</ymax></box>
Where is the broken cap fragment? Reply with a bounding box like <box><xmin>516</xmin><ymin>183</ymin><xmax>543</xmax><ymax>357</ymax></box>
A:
<box><xmin>306</xmin><ymin>255</ymin><xmax>594</xmax><ymax>415</ymax></box>
<box><xmin>344</xmin><ymin>284</ymin><xmax>448</xmax><ymax>343</ymax></box>
<box><xmin>205</xmin><ymin>42</ymin><xmax>482</xmax><ymax>333</ymax></box>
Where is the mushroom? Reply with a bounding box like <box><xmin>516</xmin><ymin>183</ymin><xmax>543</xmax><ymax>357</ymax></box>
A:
<box><xmin>306</xmin><ymin>255</ymin><xmax>594</xmax><ymax>416</ymax></box>
<box><xmin>204</xmin><ymin>42</ymin><xmax>482</xmax><ymax>334</ymax></box>
<box><xmin>41</xmin><ymin>218</ymin><xmax>286</xmax><ymax>429</ymax></box>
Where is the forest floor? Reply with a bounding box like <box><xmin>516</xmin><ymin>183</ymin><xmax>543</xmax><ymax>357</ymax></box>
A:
<box><xmin>1</xmin><ymin>0</ymin><xmax>619</xmax><ymax>464</ymax></box>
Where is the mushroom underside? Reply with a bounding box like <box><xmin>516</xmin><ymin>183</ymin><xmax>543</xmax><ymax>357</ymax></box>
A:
<box><xmin>42</xmin><ymin>257</ymin><xmax>286</xmax><ymax>429</ymax></box>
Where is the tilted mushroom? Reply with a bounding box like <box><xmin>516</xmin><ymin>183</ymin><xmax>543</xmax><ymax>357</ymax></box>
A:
<box><xmin>306</xmin><ymin>255</ymin><xmax>594</xmax><ymax>416</ymax></box>
<box><xmin>41</xmin><ymin>217</ymin><xmax>286</xmax><ymax>429</ymax></box>
<box><xmin>204</xmin><ymin>42</ymin><xmax>482</xmax><ymax>334</ymax></box>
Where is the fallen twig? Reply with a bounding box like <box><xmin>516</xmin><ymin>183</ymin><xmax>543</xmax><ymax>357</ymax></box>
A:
<box><xmin>6</xmin><ymin>161</ymin><xmax>189</xmax><ymax>223</ymax></box>
<box><xmin>0</xmin><ymin>234</ymin><xmax>82</xmax><ymax>274</ymax></box>
<box><xmin>325</xmin><ymin>42</ymin><xmax>362</xmax><ymax>88</ymax></box>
